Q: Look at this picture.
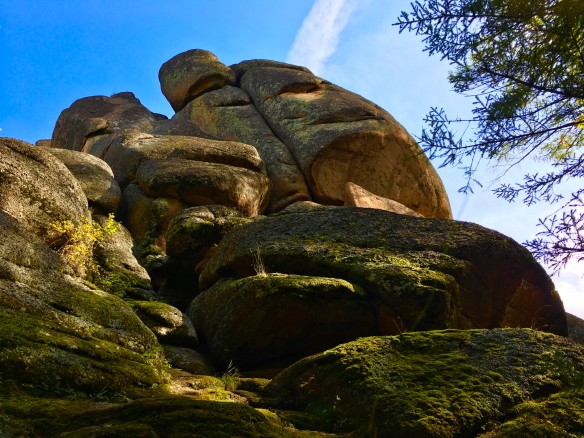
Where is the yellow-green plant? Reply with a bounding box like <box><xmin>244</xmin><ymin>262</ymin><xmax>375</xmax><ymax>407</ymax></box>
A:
<box><xmin>48</xmin><ymin>214</ymin><xmax>120</xmax><ymax>277</ymax></box>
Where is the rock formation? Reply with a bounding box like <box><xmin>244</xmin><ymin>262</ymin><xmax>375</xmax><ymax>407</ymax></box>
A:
<box><xmin>1</xmin><ymin>49</ymin><xmax>583</xmax><ymax>437</ymax></box>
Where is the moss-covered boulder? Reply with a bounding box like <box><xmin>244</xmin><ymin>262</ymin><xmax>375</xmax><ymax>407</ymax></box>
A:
<box><xmin>266</xmin><ymin>329</ymin><xmax>584</xmax><ymax>437</ymax></box>
<box><xmin>92</xmin><ymin>131</ymin><xmax>265</xmax><ymax>191</ymax></box>
<box><xmin>189</xmin><ymin>274</ymin><xmax>377</xmax><ymax>370</ymax></box>
<box><xmin>0</xmin><ymin>211</ymin><xmax>168</xmax><ymax>397</ymax></box>
<box><xmin>200</xmin><ymin>207</ymin><xmax>567</xmax><ymax>337</ymax></box>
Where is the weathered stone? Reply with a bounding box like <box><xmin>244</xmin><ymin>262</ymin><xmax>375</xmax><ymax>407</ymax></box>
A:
<box><xmin>95</xmin><ymin>132</ymin><xmax>264</xmax><ymax>191</ymax></box>
<box><xmin>188</xmin><ymin>274</ymin><xmax>377</xmax><ymax>370</ymax></box>
<box><xmin>0</xmin><ymin>211</ymin><xmax>167</xmax><ymax>397</ymax></box>
<box><xmin>166</xmin><ymin>205</ymin><xmax>248</xmax><ymax>262</ymax></box>
<box><xmin>117</xmin><ymin>183</ymin><xmax>190</xmax><ymax>257</ymax></box>
<box><xmin>159</xmin><ymin>49</ymin><xmax>237</xmax><ymax>112</ymax></box>
<box><xmin>267</xmin><ymin>329</ymin><xmax>584</xmax><ymax>437</ymax></box>
<box><xmin>343</xmin><ymin>181</ymin><xmax>423</xmax><ymax>216</ymax></box>
<box><xmin>200</xmin><ymin>207</ymin><xmax>567</xmax><ymax>336</ymax></box>
<box><xmin>91</xmin><ymin>214</ymin><xmax>153</xmax><ymax>299</ymax></box>
<box><xmin>51</xmin><ymin>92</ymin><xmax>161</xmax><ymax>151</ymax></box>
<box><xmin>41</xmin><ymin>147</ymin><xmax>121</xmax><ymax>214</ymax></box>
<box><xmin>136</xmin><ymin>159</ymin><xmax>270</xmax><ymax>217</ymax></box>
<box><xmin>174</xmin><ymin>86</ymin><xmax>312</xmax><ymax>211</ymax></box>
<box><xmin>0</xmin><ymin>138</ymin><xmax>89</xmax><ymax>239</ymax></box>
<box><xmin>130</xmin><ymin>300</ymin><xmax>197</xmax><ymax>346</ymax></box>
<box><xmin>162</xmin><ymin>345</ymin><xmax>214</xmax><ymax>375</ymax></box>
<box><xmin>236</xmin><ymin>61</ymin><xmax>452</xmax><ymax>218</ymax></box>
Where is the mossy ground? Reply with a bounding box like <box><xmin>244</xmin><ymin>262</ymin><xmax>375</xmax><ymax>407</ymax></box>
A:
<box><xmin>0</xmin><ymin>376</ymin><xmax>337</xmax><ymax>437</ymax></box>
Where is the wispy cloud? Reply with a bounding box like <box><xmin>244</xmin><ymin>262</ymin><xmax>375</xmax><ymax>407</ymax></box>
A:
<box><xmin>287</xmin><ymin>0</ymin><xmax>357</xmax><ymax>75</ymax></box>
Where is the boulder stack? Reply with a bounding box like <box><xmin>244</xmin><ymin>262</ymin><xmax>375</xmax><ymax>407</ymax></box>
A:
<box><xmin>0</xmin><ymin>49</ymin><xmax>579</xmax><ymax>437</ymax></box>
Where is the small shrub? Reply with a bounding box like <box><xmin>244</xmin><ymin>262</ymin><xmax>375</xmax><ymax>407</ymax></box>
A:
<box><xmin>220</xmin><ymin>361</ymin><xmax>240</xmax><ymax>391</ymax></box>
<box><xmin>252</xmin><ymin>247</ymin><xmax>268</xmax><ymax>277</ymax></box>
<box><xmin>47</xmin><ymin>214</ymin><xmax>120</xmax><ymax>277</ymax></box>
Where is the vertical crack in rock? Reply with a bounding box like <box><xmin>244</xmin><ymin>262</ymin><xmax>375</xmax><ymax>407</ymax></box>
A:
<box><xmin>233</xmin><ymin>60</ymin><xmax>452</xmax><ymax>219</ymax></box>
<box><xmin>157</xmin><ymin>50</ymin><xmax>313</xmax><ymax>212</ymax></box>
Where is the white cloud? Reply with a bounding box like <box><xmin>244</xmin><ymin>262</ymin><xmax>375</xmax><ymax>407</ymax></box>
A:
<box><xmin>287</xmin><ymin>0</ymin><xmax>357</xmax><ymax>75</ymax></box>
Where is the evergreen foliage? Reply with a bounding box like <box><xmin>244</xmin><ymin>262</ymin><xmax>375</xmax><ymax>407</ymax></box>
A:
<box><xmin>396</xmin><ymin>0</ymin><xmax>584</xmax><ymax>271</ymax></box>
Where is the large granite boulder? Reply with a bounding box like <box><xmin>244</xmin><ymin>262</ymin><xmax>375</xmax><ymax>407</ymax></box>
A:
<box><xmin>192</xmin><ymin>207</ymin><xmax>566</xmax><ymax>370</ymax></box>
<box><xmin>159</xmin><ymin>49</ymin><xmax>237</xmax><ymax>112</ymax></box>
<box><xmin>51</xmin><ymin>92</ymin><xmax>163</xmax><ymax>151</ymax></box>
<box><xmin>41</xmin><ymin>147</ymin><xmax>121</xmax><ymax>214</ymax></box>
<box><xmin>0</xmin><ymin>138</ymin><xmax>89</xmax><ymax>239</ymax></box>
<box><xmin>234</xmin><ymin>60</ymin><xmax>452</xmax><ymax>218</ymax></box>
<box><xmin>267</xmin><ymin>329</ymin><xmax>584</xmax><ymax>437</ymax></box>
<box><xmin>173</xmin><ymin>86</ymin><xmax>312</xmax><ymax>212</ymax></box>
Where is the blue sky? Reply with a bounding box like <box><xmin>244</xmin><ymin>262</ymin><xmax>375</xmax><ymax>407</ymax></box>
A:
<box><xmin>1</xmin><ymin>0</ymin><xmax>582</xmax><ymax>317</ymax></box>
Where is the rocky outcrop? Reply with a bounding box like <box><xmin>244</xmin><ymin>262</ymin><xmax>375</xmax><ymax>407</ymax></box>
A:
<box><xmin>1</xmin><ymin>48</ymin><xmax>579</xmax><ymax>437</ymax></box>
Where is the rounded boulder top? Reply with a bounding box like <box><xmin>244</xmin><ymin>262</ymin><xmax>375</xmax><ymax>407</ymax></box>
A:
<box><xmin>158</xmin><ymin>49</ymin><xmax>237</xmax><ymax>112</ymax></box>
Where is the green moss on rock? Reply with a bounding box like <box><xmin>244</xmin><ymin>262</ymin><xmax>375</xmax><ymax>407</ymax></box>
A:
<box><xmin>189</xmin><ymin>274</ymin><xmax>377</xmax><ymax>370</ymax></box>
<box><xmin>267</xmin><ymin>328</ymin><xmax>584</xmax><ymax>437</ymax></box>
<box><xmin>0</xmin><ymin>392</ymin><xmax>318</xmax><ymax>437</ymax></box>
